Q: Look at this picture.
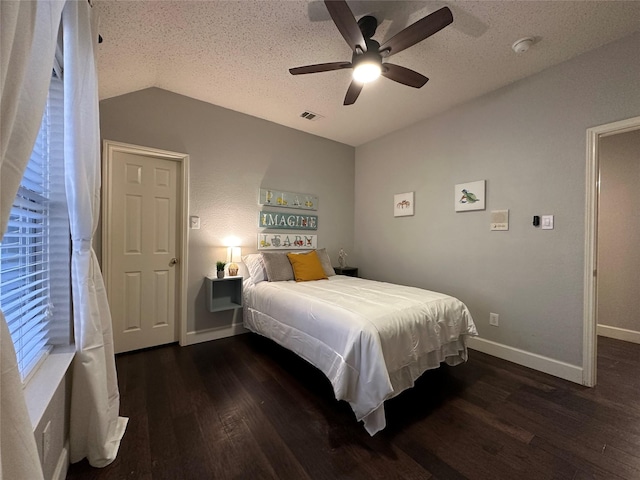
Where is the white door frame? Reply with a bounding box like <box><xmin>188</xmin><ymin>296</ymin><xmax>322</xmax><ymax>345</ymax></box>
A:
<box><xmin>102</xmin><ymin>140</ymin><xmax>190</xmax><ymax>347</ymax></box>
<box><xmin>583</xmin><ymin>115</ymin><xmax>640</xmax><ymax>386</ymax></box>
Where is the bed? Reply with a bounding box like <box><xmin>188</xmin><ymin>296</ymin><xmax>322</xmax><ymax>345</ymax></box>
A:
<box><xmin>242</xmin><ymin>251</ymin><xmax>477</xmax><ymax>435</ymax></box>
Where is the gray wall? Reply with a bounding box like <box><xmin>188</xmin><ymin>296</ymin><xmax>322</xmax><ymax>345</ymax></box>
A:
<box><xmin>354</xmin><ymin>32</ymin><xmax>640</xmax><ymax>366</ymax></box>
<box><xmin>598</xmin><ymin>129</ymin><xmax>640</xmax><ymax>333</ymax></box>
<box><xmin>100</xmin><ymin>88</ymin><xmax>355</xmax><ymax>333</ymax></box>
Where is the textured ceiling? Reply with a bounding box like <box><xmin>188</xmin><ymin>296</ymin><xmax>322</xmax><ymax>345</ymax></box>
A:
<box><xmin>95</xmin><ymin>1</ymin><xmax>640</xmax><ymax>147</ymax></box>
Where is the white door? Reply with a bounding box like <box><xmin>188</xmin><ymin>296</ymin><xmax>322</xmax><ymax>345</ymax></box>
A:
<box><xmin>104</xmin><ymin>143</ymin><xmax>185</xmax><ymax>353</ymax></box>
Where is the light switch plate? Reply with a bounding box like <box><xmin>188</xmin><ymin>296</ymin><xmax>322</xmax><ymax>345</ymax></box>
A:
<box><xmin>190</xmin><ymin>216</ymin><xmax>200</xmax><ymax>229</ymax></box>
<box><xmin>541</xmin><ymin>215</ymin><xmax>554</xmax><ymax>230</ymax></box>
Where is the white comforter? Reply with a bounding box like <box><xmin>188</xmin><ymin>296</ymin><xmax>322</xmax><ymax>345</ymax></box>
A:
<box><xmin>243</xmin><ymin>275</ymin><xmax>477</xmax><ymax>435</ymax></box>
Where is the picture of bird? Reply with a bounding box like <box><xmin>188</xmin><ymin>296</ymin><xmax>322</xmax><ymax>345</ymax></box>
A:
<box><xmin>459</xmin><ymin>189</ymin><xmax>479</xmax><ymax>204</ymax></box>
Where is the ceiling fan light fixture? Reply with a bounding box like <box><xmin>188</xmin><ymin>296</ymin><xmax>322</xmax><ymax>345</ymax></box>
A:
<box><xmin>353</xmin><ymin>61</ymin><xmax>381</xmax><ymax>83</ymax></box>
<box><xmin>290</xmin><ymin>1</ymin><xmax>454</xmax><ymax>104</ymax></box>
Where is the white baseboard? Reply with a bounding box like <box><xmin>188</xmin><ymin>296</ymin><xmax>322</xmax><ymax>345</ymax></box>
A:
<box><xmin>184</xmin><ymin>323</ymin><xmax>248</xmax><ymax>346</ymax></box>
<box><xmin>597</xmin><ymin>324</ymin><xmax>640</xmax><ymax>345</ymax></box>
<box><xmin>52</xmin><ymin>441</ymin><xmax>69</xmax><ymax>480</ymax></box>
<box><xmin>466</xmin><ymin>337</ymin><xmax>584</xmax><ymax>385</ymax></box>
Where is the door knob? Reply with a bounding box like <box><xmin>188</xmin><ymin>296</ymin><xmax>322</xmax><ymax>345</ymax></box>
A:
<box><xmin>170</xmin><ymin>258</ymin><xmax>179</xmax><ymax>266</ymax></box>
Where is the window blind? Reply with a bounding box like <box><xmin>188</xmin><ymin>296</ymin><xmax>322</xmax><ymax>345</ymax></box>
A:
<box><xmin>0</xmin><ymin>73</ymin><xmax>65</xmax><ymax>380</ymax></box>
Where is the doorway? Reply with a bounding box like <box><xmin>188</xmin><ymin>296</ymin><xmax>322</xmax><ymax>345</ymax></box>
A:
<box><xmin>102</xmin><ymin>141</ymin><xmax>189</xmax><ymax>353</ymax></box>
<box><xmin>583</xmin><ymin>115</ymin><xmax>640</xmax><ymax>386</ymax></box>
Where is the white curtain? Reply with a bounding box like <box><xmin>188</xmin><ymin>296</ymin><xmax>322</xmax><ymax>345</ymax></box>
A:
<box><xmin>62</xmin><ymin>1</ymin><xmax>128</xmax><ymax>467</ymax></box>
<box><xmin>1</xmin><ymin>0</ymin><xmax>127</xmax><ymax>474</ymax></box>
<box><xmin>1</xmin><ymin>1</ymin><xmax>65</xmax><ymax>479</ymax></box>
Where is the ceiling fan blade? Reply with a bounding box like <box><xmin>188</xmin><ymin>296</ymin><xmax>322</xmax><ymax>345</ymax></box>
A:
<box><xmin>378</xmin><ymin>6</ymin><xmax>453</xmax><ymax>57</ymax></box>
<box><xmin>343</xmin><ymin>80</ymin><xmax>363</xmax><ymax>105</ymax></box>
<box><xmin>324</xmin><ymin>0</ymin><xmax>367</xmax><ymax>53</ymax></box>
<box><xmin>381</xmin><ymin>63</ymin><xmax>428</xmax><ymax>88</ymax></box>
<box><xmin>289</xmin><ymin>62</ymin><xmax>352</xmax><ymax>75</ymax></box>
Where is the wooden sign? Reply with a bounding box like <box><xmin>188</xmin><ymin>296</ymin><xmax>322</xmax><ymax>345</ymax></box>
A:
<box><xmin>259</xmin><ymin>188</ymin><xmax>318</xmax><ymax>211</ymax></box>
<box><xmin>259</xmin><ymin>210</ymin><xmax>317</xmax><ymax>230</ymax></box>
<box><xmin>258</xmin><ymin>233</ymin><xmax>317</xmax><ymax>250</ymax></box>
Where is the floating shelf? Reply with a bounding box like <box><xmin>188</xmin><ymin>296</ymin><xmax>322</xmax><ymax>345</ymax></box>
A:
<box><xmin>206</xmin><ymin>276</ymin><xmax>243</xmax><ymax>312</ymax></box>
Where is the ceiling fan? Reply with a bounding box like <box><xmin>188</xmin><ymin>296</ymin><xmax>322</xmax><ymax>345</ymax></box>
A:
<box><xmin>289</xmin><ymin>0</ymin><xmax>453</xmax><ymax>105</ymax></box>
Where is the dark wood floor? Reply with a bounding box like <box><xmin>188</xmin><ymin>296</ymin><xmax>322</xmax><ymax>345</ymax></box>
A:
<box><xmin>67</xmin><ymin>335</ymin><xmax>640</xmax><ymax>480</ymax></box>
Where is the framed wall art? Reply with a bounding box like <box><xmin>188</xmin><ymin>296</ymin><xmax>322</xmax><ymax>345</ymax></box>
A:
<box><xmin>258</xmin><ymin>233</ymin><xmax>317</xmax><ymax>250</ymax></box>
<box><xmin>258</xmin><ymin>210</ymin><xmax>317</xmax><ymax>230</ymax></box>
<box><xmin>455</xmin><ymin>180</ymin><xmax>485</xmax><ymax>212</ymax></box>
<box><xmin>394</xmin><ymin>192</ymin><xmax>414</xmax><ymax>217</ymax></box>
<box><xmin>258</xmin><ymin>188</ymin><xmax>318</xmax><ymax>211</ymax></box>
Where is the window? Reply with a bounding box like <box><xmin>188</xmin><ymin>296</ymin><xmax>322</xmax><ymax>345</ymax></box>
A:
<box><xmin>0</xmin><ymin>65</ymin><xmax>70</xmax><ymax>381</ymax></box>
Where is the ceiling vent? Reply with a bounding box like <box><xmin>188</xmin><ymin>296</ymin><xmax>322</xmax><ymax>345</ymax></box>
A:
<box><xmin>300</xmin><ymin>110</ymin><xmax>323</xmax><ymax>121</ymax></box>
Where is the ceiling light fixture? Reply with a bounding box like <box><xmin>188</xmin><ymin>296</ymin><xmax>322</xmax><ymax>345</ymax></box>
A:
<box><xmin>352</xmin><ymin>47</ymin><xmax>382</xmax><ymax>84</ymax></box>
<box><xmin>353</xmin><ymin>61</ymin><xmax>381</xmax><ymax>83</ymax></box>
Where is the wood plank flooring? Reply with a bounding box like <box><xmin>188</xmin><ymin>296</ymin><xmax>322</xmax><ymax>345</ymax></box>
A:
<box><xmin>66</xmin><ymin>335</ymin><xmax>640</xmax><ymax>480</ymax></box>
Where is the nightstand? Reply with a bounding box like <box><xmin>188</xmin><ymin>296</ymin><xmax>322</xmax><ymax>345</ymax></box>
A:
<box><xmin>334</xmin><ymin>266</ymin><xmax>358</xmax><ymax>277</ymax></box>
<box><xmin>205</xmin><ymin>276</ymin><xmax>243</xmax><ymax>312</ymax></box>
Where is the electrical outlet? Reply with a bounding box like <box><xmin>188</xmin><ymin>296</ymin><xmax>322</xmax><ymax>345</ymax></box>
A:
<box><xmin>489</xmin><ymin>313</ymin><xmax>499</xmax><ymax>326</ymax></box>
<box><xmin>42</xmin><ymin>421</ymin><xmax>51</xmax><ymax>463</ymax></box>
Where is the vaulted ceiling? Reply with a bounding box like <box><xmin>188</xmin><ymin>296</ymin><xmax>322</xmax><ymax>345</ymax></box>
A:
<box><xmin>95</xmin><ymin>1</ymin><xmax>640</xmax><ymax>146</ymax></box>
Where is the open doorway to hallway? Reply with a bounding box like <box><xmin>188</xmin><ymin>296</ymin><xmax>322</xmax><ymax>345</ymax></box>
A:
<box><xmin>584</xmin><ymin>116</ymin><xmax>640</xmax><ymax>386</ymax></box>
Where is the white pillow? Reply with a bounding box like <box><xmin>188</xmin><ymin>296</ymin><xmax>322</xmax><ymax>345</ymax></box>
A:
<box><xmin>242</xmin><ymin>253</ymin><xmax>267</xmax><ymax>284</ymax></box>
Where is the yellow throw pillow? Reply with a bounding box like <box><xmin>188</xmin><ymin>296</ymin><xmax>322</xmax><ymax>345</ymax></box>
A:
<box><xmin>287</xmin><ymin>250</ymin><xmax>328</xmax><ymax>282</ymax></box>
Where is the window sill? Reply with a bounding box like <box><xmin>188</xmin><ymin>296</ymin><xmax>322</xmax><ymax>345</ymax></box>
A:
<box><xmin>24</xmin><ymin>344</ymin><xmax>75</xmax><ymax>431</ymax></box>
